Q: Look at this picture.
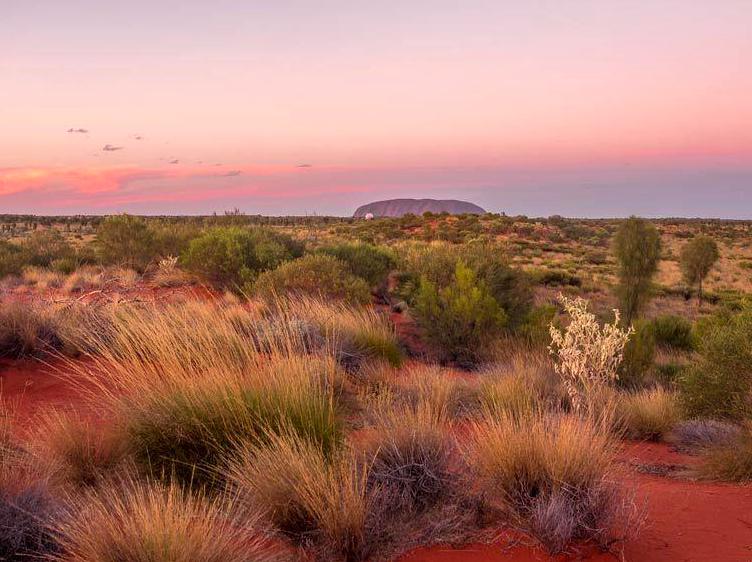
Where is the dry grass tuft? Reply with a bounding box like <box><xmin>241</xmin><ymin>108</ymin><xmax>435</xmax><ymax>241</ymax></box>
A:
<box><xmin>53</xmin><ymin>478</ymin><xmax>277</xmax><ymax>562</ymax></box>
<box><xmin>619</xmin><ymin>387</ymin><xmax>680</xmax><ymax>441</ymax></box>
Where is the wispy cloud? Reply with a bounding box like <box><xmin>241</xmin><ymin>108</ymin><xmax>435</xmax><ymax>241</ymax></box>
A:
<box><xmin>67</xmin><ymin>128</ymin><xmax>89</xmax><ymax>134</ymax></box>
<box><xmin>102</xmin><ymin>144</ymin><xmax>124</xmax><ymax>152</ymax></box>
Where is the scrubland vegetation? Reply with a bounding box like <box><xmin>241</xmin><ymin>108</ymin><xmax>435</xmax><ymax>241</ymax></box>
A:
<box><xmin>0</xmin><ymin>211</ymin><xmax>751</xmax><ymax>560</ymax></box>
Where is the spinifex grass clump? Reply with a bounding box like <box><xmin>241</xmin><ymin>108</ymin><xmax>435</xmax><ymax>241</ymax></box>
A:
<box><xmin>362</xmin><ymin>402</ymin><xmax>459</xmax><ymax>515</ymax></box>
<box><xmin>619</xmin><ymin>387</ymin><xmax>680</xmax><ymax>441</ymax></box>
<box><xmin>67</xmin><ymin>301</ymin><xmax>344</xmax><ymax>487</ymax></box>
<box><xmin>469</xmin><ymin>410</ymin><xmax>628</xmax><ymax>553</ymax></box>
<box><xmin>53</xmin><ymin>479</ymin><xmax>276</xmax><ymax>562</ymax></box>
<box><xmin>227</xmin><ymin>432</ymin><xmax>373</xmax><ymax>561</ymax></box>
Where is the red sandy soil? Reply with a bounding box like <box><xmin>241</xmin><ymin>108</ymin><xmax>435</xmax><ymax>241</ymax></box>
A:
<box><xmin>3</xmin><ymin>357</ymin><xmax>752</xmax><ymax>562</ymax></box>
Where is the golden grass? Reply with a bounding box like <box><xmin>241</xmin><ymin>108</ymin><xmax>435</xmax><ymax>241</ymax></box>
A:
<box><xmin>696</xmin><ymin>423</ymin><xmax>752</xmax><ymax>483</ymax></box>
<box><xmin>227</xmin><ymin>432</ymin><xmax>372</xmax><ymax>560</ymax></box>
<box><xmin>619</xmin><ymin>387</ymin><xmax>680</xmax><ymax>441</ymax></box>
<box><xmin>53</xmin><ymin>478</ymin><xmax>278</xmax><ymax>562</ymax></box>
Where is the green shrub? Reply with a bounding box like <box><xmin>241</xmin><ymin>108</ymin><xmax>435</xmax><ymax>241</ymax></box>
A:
<box><xmin>318</xmin><ymin>242</ymin><xmax>395</xmax><ymax>287</ymax></box>
<box><xmin>96</xmin><ymin>214</ymin><xmax>155</xmax><ymax>270</ymax></box>
<box><xmin>649</xmin><ymin>315</ymin><xmax>694</xmax><ymax>351</ymax></box>
<box><xmin>0</xmin><ymin>240</ymin><xmax>26</xmax><ymax>278</ymax></box>
<box><xmin>679</xmin><ymin>308</ymin><xmax>752</xmax><ymax>420</ymax></box>
<box><xmin>253</xmin><ymin>254</ymin><xmax>370</xmax><ymax>304</ymax></box>
<box><xmin>398</xmin><ymin>242</ymin><xmax>532</xmax><ymax>330</ymax></box>
<box><xmin>618</xmin><ymin>320</ymin><xmax>656</xmax><ymax>388</ymax></box>
<box><xmin>22</xmin><ymin>230</ymin><xmax>74</xmax><ymax>267</ymax></box>
<box><xmin>413</xmin><ymin>261</ymin><xmax>506</xmax><ymax>367</ymax></box>
<box><xmin>181</xmin><ymin>226</ymin><xmax>302</xmax><ymax>288</ymax></box>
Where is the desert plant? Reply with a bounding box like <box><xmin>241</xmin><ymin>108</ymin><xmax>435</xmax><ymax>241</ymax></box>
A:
<box><xmin>612</xmin><ymin>217</ymin><xmax>661</xmax><ymax>324</ymax></box>
<box><xmin>618</xmin><ymin>320</ymin><xmax>656</xmax><ymax>388</ymax></box>
<box><xmin>96</xmin><ymin>214</ymin><xmax>155</xmax><ymax>270</ymax></box>
<box><xmin>619</xmin><ymin>387</ymin><xmax>680</xmax><ymax>441</ymax></box>
<box><xmin>53</xmin><ymin>479</ymin><xmax>274</xmax><ymax>562</ymax></box>
<box><xmin>680</xmin><ymin>235</ymin><xmax>719</xmax><ymax>307</ymax></box>
<box><xmin>0</xmin><ymin>302</ymin><xmax>64</xmax><ymax>359</ymax></box>
<box><xmin>0</xmin><ymin>240</ymin><xmax>26</xmax><ymax>278</ymax></box>
<box><xmin>319</xmin><ymin>242</ymin><xmax>396</xmax><ymax>288</ymax></box>
<box><xmin>22</xmin><ymin>230</ymin><xmax>74</xmax><ymax>267</ymax></box>
<box><xmin>549</xmin><ymin>295</ymin><xmax>633</xmax><ymax>411</ymax></box>
<box><xmin>649</xmin><ymin>315</ymin><xmax>694</xmax><ymax>351</ymax></box>
<box><xmin>469</xmin><ymin>410</ymin><xmax>626</xmax><ymax>553</ymax></box>
<box><xmin>413</xmin><ymin>261</ymin><xmax>506</xmax><ymax>367</ymax></box>
<box><xmin>181</xmin><ymin>226</ymin><xmax>302</xmax><ymax>289</ymax></box>
<box><xmin>695</xmin><ymin>423</ymin><xmax>752</xmax><ymax>482</ymax></box>
<box><xmin>668</xmin><ymin>419</ymin><xmax>740</xmax><ymax>454</ymax></box>
<box><xmin>678</xmin><ymin>307</ymin><xmax>752</xmax><ymax>420</ymax></box>
<box><xmin>253</xmin><ymin>254</ymin><xmax>371</xmax><ymax>305</ymax></box>
<box><xmin>227</xmin><ymin>432</ymin><xmax>374</xmax><ymax>561</ymax></box>
<box><xmin>362</xmin><ymin>403</ymin><xmax>459</xmax><ymax>514</ymax></box>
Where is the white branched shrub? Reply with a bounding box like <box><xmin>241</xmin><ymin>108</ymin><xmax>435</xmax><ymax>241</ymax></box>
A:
<box><xmin>158</xmin><ymin>255</ymin><xmax>179</xmax><ymax>272</ymax></box>
<box><xmin>548</xmin><ymin>295</ymin><xmax>633</xmax><ymax>411</ymax></box>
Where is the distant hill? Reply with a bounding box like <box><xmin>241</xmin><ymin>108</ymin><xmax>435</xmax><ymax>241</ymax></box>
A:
<box><xmin>353</xmin><ymin>198</ymin><xmax>486</xmax><ymax>218</ymax></box>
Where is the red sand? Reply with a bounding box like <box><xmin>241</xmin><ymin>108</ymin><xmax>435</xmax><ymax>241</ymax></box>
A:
<box><xmin>3</xmin><ymin>359</ymin><xmax>752</xmax><ymax>562</ymax></box>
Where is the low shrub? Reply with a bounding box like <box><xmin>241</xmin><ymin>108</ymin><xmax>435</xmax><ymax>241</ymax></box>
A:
<box><xmin>678</xmin><ymin>307</ymin><xmax>752</xmax><ymax>420</ymax></box>
<box><xmin>54</xmin><ymin>479</ymin><xmax>274</xmax><ymax>562</ymax></box>
<box><xmin>469</xmin><ymin>410</ymin><xmax>626</xmax><ymax>553</ymax></box>
<box><xmin>0</xmin><ymin>240</ymin><xmax>26</xmax><ymax>278</ymax></box>
<box><xmin>618</xmin><ymin>320</ymin><xmax>656</xmax><ymax>389</ymax></box>
<box><xmin>696</xmin><ymin>424</ymin><xmax>752</xmax><ymax>483</ymax></box>
<box><xmin>649</xmin><ymin>315</ymin><xmax>694</xmax><ymax>351</ymax></box>
<box><xmin>619</xmin><ymin>388</ymin><xmax>680</xmax><ymax>441</ymax></box>
<box><xmin>96</xmin><ymin>214</ymin><xmax>155</xmax><ymax>270</ymax></box>
<box><xmin>181</xmin><ymin>226</ymin><xmax>303</xmax><ymax>288</ymax></box>
<box><xmin>22</xmin><ymin>230</ymin><xmax>74</xmax><ymax>267</ymax></box>
<box><xmin>413</xmin><ymin>261</ymin><xmax>506</xmax><ymax>367</ymax></box>
<box><xmin>668</xmin><ymin>419</ymin><xmax>740</xmax><ymax>454</ymax></box>
<box><xmin>319</xmin><ymin>242</ymin><xmax>396</xmax><ymax>287</ymax></box>
<box><xmin>253</xmin><ymin>254</ymin><xmax>371</xmax><ymax>305</ymax></box>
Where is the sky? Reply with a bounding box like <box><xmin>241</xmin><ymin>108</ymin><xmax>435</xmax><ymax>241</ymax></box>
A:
<box><xmin>1</xmin><ymin>0</ymin><xmax>751</xmax><ymax>217</ymax></box>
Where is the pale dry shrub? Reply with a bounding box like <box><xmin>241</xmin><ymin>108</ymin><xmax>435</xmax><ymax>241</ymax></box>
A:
<box><xmin>695</xmin><ymin>422</ymin><xmax>752</xmax><ymax>483</ymax></box>
<box><xmin>619</xmin><ymin>387</ymin><xmax>680</xmax><ymax>441</ymax></box>
<box><xmin>152</xmin><ymin>255</ymin><xmax>194</xmax><ymax>288</ymax></box>
<box><xmin>549</xmin><ymin>295</ymin><xmax>632</xmax><ymax>412</ymax></box>
<box><xmin>469</xmin><ymin>409</ymin><xmax>631</xmax><ymax>553</ymax></box>
<box><xmin>53</xmin><ymin>478</ymin><xmax>277</xmax><ymax>562</ymax></box>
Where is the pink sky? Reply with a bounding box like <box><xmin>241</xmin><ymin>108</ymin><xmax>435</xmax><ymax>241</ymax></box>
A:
<box><xmin>1</xmin><ymin>1</ymin><xmax>751</xmax><ymax>216</ymax></box>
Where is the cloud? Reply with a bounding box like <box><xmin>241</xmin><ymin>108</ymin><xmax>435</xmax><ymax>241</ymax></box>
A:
<box><xmin>67</xmin><ymin>128</ymin><xmax>88</xmax><ymax>134</ymax></box>
<box><xmin>169</xmin><ymin>159</ymin><xmax>179</xmax><ymax>164</ymax></box>
<box><xmin>222</xmin><ymin>170</ymin><xmax>242</xmax><ymax>177</ymax></box>
<box><xmin>297</xmin><ymin>163</ymin><xmax>313</xmax><ymax>168</ymax></box>
<box><xmin>133</xmin><ymin>135</ymin><xmax>144</xmax><ymax>141</ymax></box>
<box><xmin>102</xmin><ymin>144</ymin><xmax>124</xmax><ymax>152</ymax></box>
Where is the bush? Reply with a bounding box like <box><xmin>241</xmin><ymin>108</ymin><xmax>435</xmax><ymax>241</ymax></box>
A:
<box><xmin>678</xmin><ymin>308</ymin><xmax>752</xmax><ymax>420</ymax></box>
<box><xmin>649</xmin><ymin>315</ymin><xmax>694</xmax><ymax>351</ymax></box>
<box><xmin>668</xmin><ymin>419</ymin><xmax>740</xmax><ymax>454</ymax></box>
<box><xmin>22</xmin><ymin>230</ymin><xmax>74</xmax><ymax>267</ymax></box>
<box><xmin>696</xmin><ymin>424</ymin><xmax>752</xmax><ymax>482</ymax></box>
<box><xmin>319</xmin><ymin>242</ymin><xmax>396</xmax><ymax>287</ymax></box>
<box><xmin>618</xmin><ymin>320</ymin><xmax>656</xmax><ymax>388</ymax></box>
<box><xmin>619</xmin><ymin>388</ymin><xmax>680</xmax><ymax>441</ymax></box>
<box><xmin>54</xmin><ymin>480</ymin><xmax>274</xmax><ymax>562</ymax></box>
<box><xmin>469</xmin><ymin>411</ymin><xmax>624</xmax><ymax>553</ymax></box>
<box><xmin>413</xmin><ymin>261</ymin><xmax>506</xmax><ymax>367</ymax></box>
<box><xmin>181</xmin><ymin>226</ymin><xmax>302</xmax><ymax>288</ymax></box>
<box><xmin>253</xmin><ymin>254</ymin><xmax>371</xmax><ymax>304</ymax></box>
<box><xmin>96</xmin><ymin>214</ymin><xmax>155</xmax><ymax>270</ymax></box>
<box><xmin>0</xmin><ymin>240</ymin><xmax>26</xmax><ymax>278</ymax></box>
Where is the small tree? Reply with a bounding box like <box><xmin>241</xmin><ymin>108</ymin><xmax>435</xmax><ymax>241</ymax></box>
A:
<box><xmin>612</xmin><ymin>217</ymin><xmax>661</xmax><ymax>325</ymax></box>
<box><xmin>96</xmin><ymin>214</ymin><xmax>154</xmax><ymax>270</ymax></box>
<box><xmin>680</xmin><ymin>235</ymin><xmax>719</xmax><ymax>307</ymax></box>
<box><xmin>549</xmin><ymin>295</ymin><xmax>633</xmax><ymax>412</ymax></box>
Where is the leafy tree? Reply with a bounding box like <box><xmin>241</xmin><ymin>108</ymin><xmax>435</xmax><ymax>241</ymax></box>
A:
<box><xmin>680</xmin><ymin>235</ymin><xmax>719</xmax><ymax>307</ymax></box>
<box><xmin>413</xmin><ymin>261</ymin><xmax>506</xmax><ymax>367</ymax></box>
<box><xmin>612</xmin><ymin>217</ymin><xmax>661</xmax><ymax>325</ymax></box>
